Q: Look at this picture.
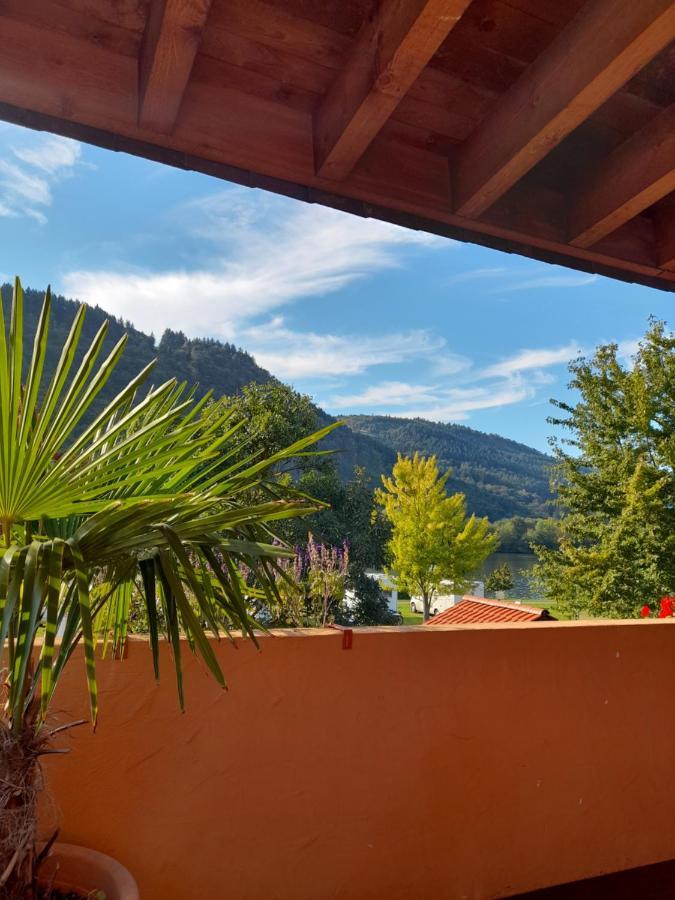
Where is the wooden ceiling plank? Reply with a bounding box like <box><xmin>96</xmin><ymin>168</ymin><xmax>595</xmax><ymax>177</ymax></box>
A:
<box><xmin>452</xmin><ymin>0</ymin><xmax>675</xmax><ymax>218</ymax></box>
<box><xmin>569</xmin><ymin>104</ymin><xmax>675</xmax><ymax>248</ymax></box>
<box><xmin>314</xmin><ymin>0</ymin><xmax>472</xmax><ymax>181</ymax></box>
<box><xmin>139</xmin><ymin>0</ymin><xmax>213</xmax><ymax>133</ymax></box>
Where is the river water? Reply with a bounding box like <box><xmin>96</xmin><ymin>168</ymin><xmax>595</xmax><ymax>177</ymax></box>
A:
<box><xmin>475</xmin><ymin>552</ymin><xmax>541</xmax><ymax>601</ymax></box>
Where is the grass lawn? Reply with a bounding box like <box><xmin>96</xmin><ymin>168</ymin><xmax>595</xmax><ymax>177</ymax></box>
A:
<box><xmin>397</xmin><ymin>599</ymin><xmax>423</xmax><ymax>625</ymax></box>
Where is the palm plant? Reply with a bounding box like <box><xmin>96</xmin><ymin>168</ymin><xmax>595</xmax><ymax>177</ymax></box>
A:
<box><xmin>0</xmin><ymin>279</ymin><xmax>332</xmax><ymax>897</ymax></box>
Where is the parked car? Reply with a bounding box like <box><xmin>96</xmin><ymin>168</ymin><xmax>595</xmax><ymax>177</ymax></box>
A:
<box><xmin>410</xmin><ymin>580</ymin><xmax>485</xmax><ymax>616</ymax></box>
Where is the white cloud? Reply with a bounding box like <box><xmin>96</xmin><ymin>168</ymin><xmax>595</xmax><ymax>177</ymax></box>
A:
<box><xmin>483</xmin><ymin>343</ymin><xmax>581</xmax><ymax>379</ymax></box>
<box><xmin>0</xmin><ymin>126</ymin><xmax>81</xmax><ymax>223</ymax></box>
<box><xmin>445</xmin><ymin>263</ymin><xmax>599</xmax><ymax>294</ymax></box>
<box><xmin>62</xmin><ymin>191</ymin><xmax>447</xmax><ymax>382</ymax></box>
<box><xmin>13</xmin><ymin>135</ymin><xmax>81</xmax><ymax>173</ymax></box>
<box><xmin>63</xmin><ymin>192</ymin><xmax>442</xmax><ymax>340</ymax></box>
<box><xmin>241</xmin><ymin>318</ymin><xmax>444</xmax><ymax>380</ymax></box>
<box><xmin>617</xmin><ymin>338</ymin><xmax>640</xmax><ymax>362</ymax></box>
<box><xmin>328</xmin><ymin>381</ymin><xmax>439</xmax><ymax>407</ymax></box>
<box><xmin>399</xmin><ymin>384</ymin><xmax>533</xmax><ymax>421</ymax></box>
<box><xmin>326</xmin><ymin>380</ymin><xmax>533</xmax><ymax>421</ymax></box>
<box><xmin>322</xmin><ymin>338</ymin><xmax>584</xmax><ymax>421</ymax></box>
<box><xmin>494</xmin><ymin>272</ymin><xmax>598</xmax><ymax>292</ymax></box>
<box><xmin>432</xmin><ymin>352</ymin><xmax>472</xmax><ymax>376</ymax></box>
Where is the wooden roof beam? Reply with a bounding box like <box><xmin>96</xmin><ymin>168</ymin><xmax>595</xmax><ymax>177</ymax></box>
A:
<box><xmin>655</xmin><ymin>197</ymin><xmax>675</xmax><ymax>271</ymax></box>
<box><xmin>314</xmin><ymin>0</ymin><xmax>472</xmax><ymax>181</ymax></box>
<box><xmin>569</xmin><ymin>104</ymin><xmax>675</xmax><ymax>249</ymax></box>
<box><xmin>139</xmin><ymin>0</ymin><xmax>213</xmax><ymax>134</ymax></box>
<box><xmin>452</xmin><ymin>0</ymin><xmax>675</xmax><ymax>219</ymax></box>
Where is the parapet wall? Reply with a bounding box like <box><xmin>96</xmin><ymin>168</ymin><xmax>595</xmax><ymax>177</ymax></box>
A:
<box><xmin>42</xmin><ymin>621</ymin><xmax>675</xmax><ymax>899</ymax></box>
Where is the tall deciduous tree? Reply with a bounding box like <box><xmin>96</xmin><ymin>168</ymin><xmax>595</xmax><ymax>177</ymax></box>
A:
<box><xmin>535</xmin><ymin>321</ymin><xmax>675</xmax><ymax>618</ymax></box>
<box><xmin>376</xmin><ymin>454</ymin><xmax>497</xmax><ymax>620</ymax></box>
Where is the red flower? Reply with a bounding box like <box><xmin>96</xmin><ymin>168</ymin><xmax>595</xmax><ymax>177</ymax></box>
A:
<box><xmin>660</xmin><ymin>596</ymin><xmax>674</xmax><ymax>618</ymax></box>
<box><xmin>640</xmin><ymin>604</ymin><xmax>651</xmax><ymax>618</ymax></box>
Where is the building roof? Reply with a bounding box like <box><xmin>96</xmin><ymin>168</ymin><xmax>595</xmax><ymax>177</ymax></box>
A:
<box><xmin>0</xmin><ymin>1</ymin><xmax>673</xmax><ymax>291</ymax></box>
<box><xmin>425</xmin><ymin>597</ymin><xmax>555</xmax><ymax>625</ymax></box>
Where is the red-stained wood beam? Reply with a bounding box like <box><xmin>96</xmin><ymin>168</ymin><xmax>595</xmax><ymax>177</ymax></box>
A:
<box><xmin>569</xmin><ymin>104</ymin><xmax>675</xmax><ymax>249</ymax></box>
<box><xmin>452</xmin><ymin>0</ymin><xmax>675</xmax><ymax>219</ymax></box>
<box><xmin>655</xmin><ymin>197</ymin><xmax>675</xmax><ymax>271</ymax></box>
<box><xmin>139</xmin><ymin>0</ymin><xmax>213</xmax><ymax>133</ymax></box>
<box><xmin>314</xmin><ymin>0</ymin><xmax>471</xmax><ymax>181</ymax></box>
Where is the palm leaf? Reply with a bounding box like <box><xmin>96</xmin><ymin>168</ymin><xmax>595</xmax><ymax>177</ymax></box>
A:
<box><xmin>0</xmin><ymin>277</ymin><xmax>334</xmax><ymax>734</ymax></box>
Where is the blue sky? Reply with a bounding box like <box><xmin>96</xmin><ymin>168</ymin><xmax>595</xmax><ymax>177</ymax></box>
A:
<box><xmin>0</xmin><ymin>119</ymin><xmax>671</xmax><ymax>454</ymax></box>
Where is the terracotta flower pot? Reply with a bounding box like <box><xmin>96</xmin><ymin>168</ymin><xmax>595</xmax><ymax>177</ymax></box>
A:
<box><xmin>37</xmin><ymin>843</ymin><xmax>139</xmax><ymax>899</ymax></box>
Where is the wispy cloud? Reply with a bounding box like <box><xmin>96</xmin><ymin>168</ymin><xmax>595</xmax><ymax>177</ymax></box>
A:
<box><xmin>399</xmin><ymin>384</ymin><xmax>533</xmax><ymax>421</ymax></box>
<box><xmin>498</xmin><ymin>273</ymin><xmax>598</xmax><ymax>292</ymax></box>
<box><xmin>326</xmin><ymin>380</ymin><xmax>533</xmax><ymax>421</ymax></box>
<box><xmin>432</xmin><ymin>352</ymin><xmax>472</xmax><ymax>376</ymax></box>
<box><xmin>322</xmin><ymin>337</ymin><xmax>583</xmax><ymax>421</ymax></box>
<box><xmin>483</xmin><ymin>342</ymin><xmax>581</xmax><ymax>379</ymax></box>
<box><xmin>445</xmin><ymin>262</ymin><xmax>599</xmax><ymax>294</ymax></box>
<box><xmin>328</xmin><ymin>381</ymin><xmax>440</xmax><ymax>408</ymax></box>
<box><xmin>0</xmin><ymin>126</ymin><xmax>81</xmax><ymax>224</ymax></box>
<box><xmin>63</xmin><ymin>190</ymin><xmax>442</xmax><ymax>341</ymax></box>
<box><xmin>241</xmin><ymin>318</ymin><xmax>444</xmax><ymax>380</ymax></box>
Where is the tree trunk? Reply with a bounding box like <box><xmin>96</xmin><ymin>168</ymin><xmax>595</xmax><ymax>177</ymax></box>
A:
<box><xmin>0</xmin><ymin>723</ymin><xmax>46</xmax><ymax>898</ymax></box>
<box><xmin>423</xmin><ymin>593</ymin><xmax>431</xmax><ymax>622</ymax></box>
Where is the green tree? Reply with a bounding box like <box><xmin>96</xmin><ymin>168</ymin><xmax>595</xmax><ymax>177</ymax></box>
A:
<box><xmin>219</xmin><ymin>381</ymin><xmax>323</xmax><ymax>475</ymax></box>
<box><xmin>535</xmin><ymin>321</ymin><xmax>675</xmax><ymax>618</ymax></box>
<box><xmin>486</xmin><ymin>563</ymin><xmax>514</xmax><ymax>594</ymax></box>
<box><xmin>375</xmin><ymin>453</ymin><xmax>498</xmax><ymax>620</ymax></box>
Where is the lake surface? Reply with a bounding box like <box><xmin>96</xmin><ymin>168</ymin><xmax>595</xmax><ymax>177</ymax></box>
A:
<box><xmin>475</xmin><ymin>552</ymin><xmax>540</xmax><ymax>601</ymax></box>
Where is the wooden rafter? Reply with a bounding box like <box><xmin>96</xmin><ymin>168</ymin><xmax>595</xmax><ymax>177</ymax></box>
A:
<box><xmin>655</xmin><ymin>198</ymin><xmax>675</xmax><ymax>271</ymax></box>
<box><xmin>452</xmin><ymin>0</ymin><xmax>675</xmax><ymax>219</ymax></box>
<box><xmin>314</xmin><ymin>0</ymin><xmax>471</xmax><ymax>181</ymax></box>
<box><xmin>569</xmin><ymin>104</ymin><xmax>675</xmax><ymax>249</ymax></box>
<box><xmin>139</xmin><ymin>0</ymin><xmax>213</xmax><ymax>133</ymax></box>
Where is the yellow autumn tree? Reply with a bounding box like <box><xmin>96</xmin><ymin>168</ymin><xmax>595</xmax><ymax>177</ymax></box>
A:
<box><xmin>375</xmin><ymin>453</ymin><xmax>498</xmax><ymax>620</ymax></box>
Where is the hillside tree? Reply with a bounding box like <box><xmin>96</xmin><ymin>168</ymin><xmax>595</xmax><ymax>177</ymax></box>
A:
<box><xmin>535</xmin><ymin>321</ymin><xmax>675</xmax><ymax>617</ymax></box>
<box><xmin>376</xmin><ymin>453</ymin><xmax>498</xmax><ymax>620</ymax></box>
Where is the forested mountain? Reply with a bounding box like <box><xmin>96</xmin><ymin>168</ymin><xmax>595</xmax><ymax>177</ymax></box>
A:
<box><xmin>5</xmin><ymin>283</ymin><xmax>554</xmax><ymax>520</ymax></box>
<box><xmin>3</xmin><ymin>283</ymin><xmax>269</xmax><ymax>407</ymax></box>
<box><xmin>343</xmin><ymin>415</ymin><xmax>554</xmax><ymax>520</ymax></box>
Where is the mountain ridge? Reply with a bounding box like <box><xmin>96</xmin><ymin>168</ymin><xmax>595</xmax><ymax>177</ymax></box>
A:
<box><xmin>342</xmin><ymin>414</ymin><xmax>553</xmax><ymax>520</ymax></box>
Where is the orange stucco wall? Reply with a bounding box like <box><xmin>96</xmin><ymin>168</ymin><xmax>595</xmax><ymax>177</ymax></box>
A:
<box><xmin>42</xmin><ymin>621</ymin><xmax>675</xmax><ymax>899</ymax></box>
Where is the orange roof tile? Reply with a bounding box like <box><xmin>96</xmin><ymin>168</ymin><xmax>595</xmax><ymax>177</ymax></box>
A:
<box><xmin>425</xmin><ymin>596</ymin><xmax>554</xmax><ymax>626</ymax></box>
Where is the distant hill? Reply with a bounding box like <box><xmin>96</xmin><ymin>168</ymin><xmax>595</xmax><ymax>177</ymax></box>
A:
<box><xmin>342</xmin><ymin>415</ymin><xmax>554</xmax><ymax>520</ymax></box>
<box><xmin>4</xmin><ymin>284</ymin><xmax>553</xmax><ymax>520</ymax></box>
